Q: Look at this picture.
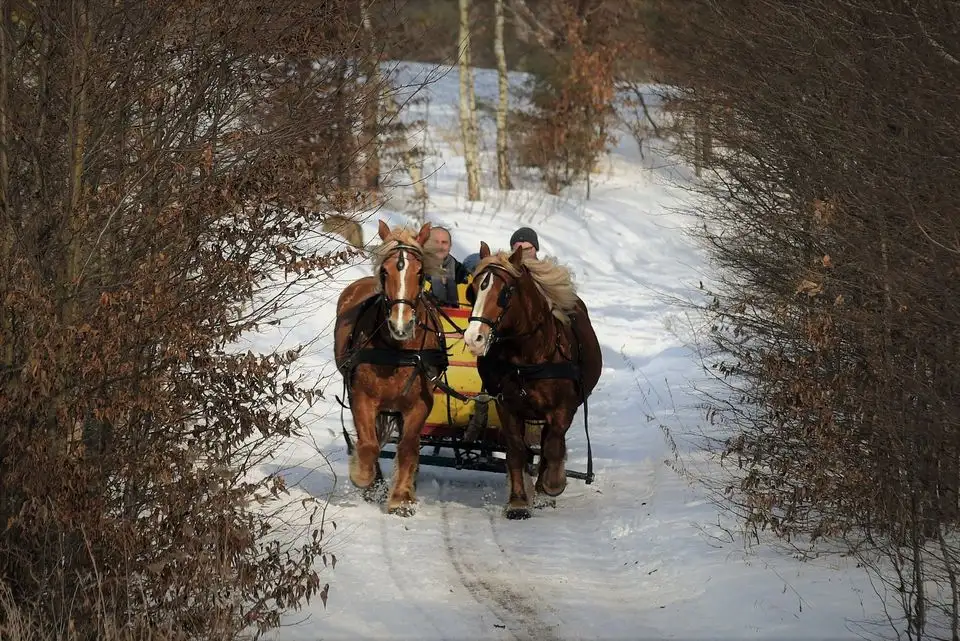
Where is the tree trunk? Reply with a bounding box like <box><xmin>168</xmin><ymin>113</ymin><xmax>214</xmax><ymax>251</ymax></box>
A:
<box><xmin>334</xmin><ymin>60</ymin><xmax>354</xmax><ymax>191</ymax></box>
<box><xmin>0</xmin><ymin>0</ymin><xmax>12</xmax><ymax>371</ymax></box>
<box><xmin>360</xmin><ymin>0</ymin><xmax>380</xmax><ymax>192</ymax></box>
<box><xmin>458</xmin><ymin>0</ymin><xmax>481</xmax><ymax>201</ymax></box>
<box><xmin>494</xmin><ymin>0</ymin><xmax>512</xmax><ymax>191</ymax></box>
<box><xmin>63</xmin><ymin>0</ymin><xmax>92</xmax><ymax>453</ymax></box>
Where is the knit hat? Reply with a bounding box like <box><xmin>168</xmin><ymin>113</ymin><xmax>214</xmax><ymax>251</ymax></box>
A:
<box><xmin>462</xmin><ymin>252</ymin><xmax>481</xmax><ymax>273</ymax></box>
<box><xmin>509</xmin><ymin>227</ymin><xmax>539</xmax><ymax>251</ymax></box>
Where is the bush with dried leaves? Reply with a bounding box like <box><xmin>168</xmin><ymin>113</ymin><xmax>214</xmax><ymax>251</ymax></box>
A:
<box><xmin>651</xmin><ymin>1</ymin><xmax>960</xmax><ymax>637</ymax></box>
<box><xmin>0</xmin><ymin>1</ymin><xmax>400</xmax><ymax>638</ymax></box>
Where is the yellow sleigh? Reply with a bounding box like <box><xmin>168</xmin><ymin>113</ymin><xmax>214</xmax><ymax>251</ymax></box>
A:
<box><xmin>422</xmin><ymin>283</ymin><xmax>502</xmax><ymax>434</ymax></box>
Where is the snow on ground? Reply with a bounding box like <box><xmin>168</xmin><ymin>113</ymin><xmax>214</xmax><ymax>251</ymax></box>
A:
<box><xmin>247</xmin><ymin>62</ymin><xmax>891</xmax><ymax>641</ymax></box>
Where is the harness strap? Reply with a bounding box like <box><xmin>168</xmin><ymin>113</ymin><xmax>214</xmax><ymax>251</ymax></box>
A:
<box><xmin>583</xmin><ymin>392</ymin><xmax>592</xmax><ymax>483</ymax></box>
<box><xmin>428</xmin><ymin>374</ymin><xmax>500</xmax><ymax>404</ymax></box>
<box><xmin>569</xmin><ymin>314</ymin><xmax>594</xmax><ymax>485</ymax></box>
<box><xmin>434</xmin><ymin>304</ymin><xmax>468</xmax><ymax>334</ymax></box>
<box><xmin>351</xmin><ymin>347</ymin><xmax>449</xmax><ymax>370</ymax></box>
<box><xmin>513</xmin><ymin>361</ymin><xmax>581</xmax><ymax>381</ymax></box>
<box><xmin>337</xmin><ymin>378</ymin><xmax>354</xmax><ymax>455</ymax></box>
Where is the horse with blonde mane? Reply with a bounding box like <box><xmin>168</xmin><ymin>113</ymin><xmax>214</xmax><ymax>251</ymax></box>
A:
<box><xmin>334</xmin><ymin>220</ymin><xmax>447</xmax><ymax>516</ymax></box>
<box><xmin>463</xmin><ymin>241</ymin><xmax>602</xmax><ymax>519</ymax></box>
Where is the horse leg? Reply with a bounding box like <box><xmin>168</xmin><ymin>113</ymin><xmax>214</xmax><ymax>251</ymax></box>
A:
<box><xmin>348</xmin><ymin>394</ymin><xmax>380</xmax><ymax>489</ymax></box>
<box><xmin>500</xmin><ymin>408</ymin><xmax>532</xmax><ymax>520</ymax></box>
<box><xmin>536</xmin><ymin>407</ymin><xmax>573</xmax><ymax>498</ymax></box>
<box><xmin>387</xmin><ymin>402</ymin><xmax>428</xmax><ymax>517</ymax></box>
<box><xmin>351</xmin><ymin>412</ymin><xmax>399</xmax><ymax>502</ymax></box>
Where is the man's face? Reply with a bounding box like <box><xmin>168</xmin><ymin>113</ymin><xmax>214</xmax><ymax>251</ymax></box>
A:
<box><xmin>512</xmin><ymin>241</ymin><xmax>536</xmax><ymax>260</ymax></box>
<box><xmin>429</xmin><ymin>229</ymin><xmax>451</xmax><ymax>261</ymax></box>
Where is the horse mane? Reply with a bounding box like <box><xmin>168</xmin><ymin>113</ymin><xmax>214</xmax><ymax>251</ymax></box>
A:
<box><xmin>370</xmin><ymin>226</ymin><xmax>443</xmax><ymax>292</ymax></box>
<box><xmin>475</xmin><ymin>252</ymin><xmax>579</xmax><ymax>324</ymax></box>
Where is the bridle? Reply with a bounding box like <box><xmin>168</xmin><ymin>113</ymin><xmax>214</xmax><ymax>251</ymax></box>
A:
<box><xmin>467</xmin><ymin>264</ymin><xmax>517</xmax><ymax>343</ymax></box>
<box><xmin>379</xmin><ymin>243</ymin><xmax>427</xmax><ymax>318</ymax></box>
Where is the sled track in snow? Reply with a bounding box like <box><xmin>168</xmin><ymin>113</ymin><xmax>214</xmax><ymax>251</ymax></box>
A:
<box><xmin>378</xmin><ymin>510</ymin><xmax>454</xmax><ymax>641</ymax></box>
<box><xmin>438</xmin><ymin>483</ymin><xmax>563</xmax><ymax>641</ymax></box>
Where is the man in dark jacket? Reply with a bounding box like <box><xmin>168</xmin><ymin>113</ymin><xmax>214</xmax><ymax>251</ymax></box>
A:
<box><xmin>425</xmin><ymin>226</ymin><xmax>469</xmax><ymax>307</ymax></box>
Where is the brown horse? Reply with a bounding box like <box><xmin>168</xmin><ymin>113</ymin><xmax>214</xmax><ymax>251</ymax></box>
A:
<box><xmin>462</xmin><ymin>242</ymin><xmax>602</xmax><ymax>519</ymax></box>
<box><xmin>333</xmin><ymin>220</ymin><xmax>448</xmax><ymax>516</ymax></box>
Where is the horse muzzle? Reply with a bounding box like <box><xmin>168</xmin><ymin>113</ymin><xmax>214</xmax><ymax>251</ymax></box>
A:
<box><xmin>388</xmin><ymin>316</ymin><xmax>416</xmax><ymax>340</ymax></box>
<box><xmin>463</xmin><ymin>325</ymin><xmax>492</xmax><ymax>357</ymax></box>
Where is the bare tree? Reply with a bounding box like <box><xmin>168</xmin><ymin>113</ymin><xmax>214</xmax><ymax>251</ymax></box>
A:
<box><xmin>360</xmin><ymin>0</ymin><xmax>381</xmax><ymax>192</ymax></box>
<box><xmin>512</xmin><ymin>2</ymin><xmax>619</xmax><ymax>195</ymax></box>
<box><xmin>458</xmin><ymin>0</ymin><xmax>482</xmax><ymax>201</ymax></box>
<box><xmin>494</xmin><ymin>0</ymin><xmax>513</xmax><ymax>190</ymax></box>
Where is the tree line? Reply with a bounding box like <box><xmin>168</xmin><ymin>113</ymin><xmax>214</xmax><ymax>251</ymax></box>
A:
<box><xmin>649</xmin><ymin>1</ymin><xmax>960</xmax><ymax>637</ymax></box>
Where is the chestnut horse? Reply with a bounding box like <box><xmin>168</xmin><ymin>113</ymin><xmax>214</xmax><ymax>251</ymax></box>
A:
<box><xmin>463</xmin><ymin>242</ymin><xmax>602</xmax><ymax>519</ymax></box>
<box><xmin>334</xmin><ymin>220</ymin><xmax>448</xmax><ymax>516</ymax></box>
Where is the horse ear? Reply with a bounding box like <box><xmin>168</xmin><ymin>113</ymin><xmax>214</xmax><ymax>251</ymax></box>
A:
<box><xmin>416</xmin><ymin>221</ymin><xmax>432</xmax><ymax>246</ymax></box>
<box><xmin>377</xmin><ymin>219</ymin><xmax>390</xmax><ymax>241</ymax></box>
<box><xmin>479</xmin><ymin>241</ymin><xmax>490</xmax><ymax>259</ymax></box>
<box><xmin>509</xmin><ymin>245</ymin><xmax>524</xmax><ymax>267</ymax></box>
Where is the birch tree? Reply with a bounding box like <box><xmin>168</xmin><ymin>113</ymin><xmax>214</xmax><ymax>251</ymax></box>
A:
<box><xmin>494</xmin><ymin>0</ymin><xmax>513</xmax><ymax>190</ymax></box>
<box><xmin>458</xmin><ymin>0</ymin><xmax>481</xmax><ymax>201</ymax></box>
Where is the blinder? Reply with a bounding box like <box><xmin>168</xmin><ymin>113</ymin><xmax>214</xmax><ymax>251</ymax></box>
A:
<box><xmin>497</xmin><ymin>282</ymin><xmax>513</xmax><ymax>308</ymax></box>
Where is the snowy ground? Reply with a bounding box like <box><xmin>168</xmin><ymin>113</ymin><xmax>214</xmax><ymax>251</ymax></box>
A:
<box><xmin>248</xmin><ymin>62</ymin><xmax>891</xmax><ymax>641</ymax></box>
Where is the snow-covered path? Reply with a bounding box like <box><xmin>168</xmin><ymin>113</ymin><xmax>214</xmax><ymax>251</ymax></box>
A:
<box><xmin>250</xmin><ymin>62</ymin><xmax>887</xmax><ymax>641</ymax></box>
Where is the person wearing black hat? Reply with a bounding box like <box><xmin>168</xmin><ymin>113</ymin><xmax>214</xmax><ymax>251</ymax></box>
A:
<box><xmin>509</xmin><ymin>227</ymin><xmax>539</xmax><ymax>259</ymax></box>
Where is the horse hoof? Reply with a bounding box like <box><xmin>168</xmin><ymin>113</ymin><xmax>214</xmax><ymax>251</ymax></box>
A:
<box><xmin>540</xmin><ymin>484</ymin><xmax>565</xmax><ymax>498</ymax></box>
<box><xmin>504</xmin><ymin>506</ymin><xmax>532</xmax><ymax>520</ymax></box>
<box><xmin>360</xmin><ymin>480</ymin><xmax>387</xmax><ymax>503</ymax></box>
<box><xmin>387</xmin><ymin>501</ymin><xmax>417</xmax><ymax>517</ymax></box>
<box><xmin>349</xmin><ymin>464</ymin><xmax>379</xmax><ymax>490</ymax></box>
<box><xmin>537</xmin><ymin>473</ymin><xmax>567</xmax><ymax>498</ymax></box>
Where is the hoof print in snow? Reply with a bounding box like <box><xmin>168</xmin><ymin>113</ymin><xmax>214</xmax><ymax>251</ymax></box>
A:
<box><xmin>388</xmin><ymin>502</ymin><xmax>417</xmax><ymax>517</ymax></box>
<box><xmin>504</xmin><ymin>506</ymin><xmax>531</xmax><ymax>520</ymax></box>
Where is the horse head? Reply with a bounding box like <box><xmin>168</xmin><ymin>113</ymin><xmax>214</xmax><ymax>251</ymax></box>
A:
<box><xmin>463</xmin><ymin>240</ymin><xmax>526</xmax><ymax>356</ymax></box>
<box><xmin>373</xmin><ymin>219</ymin><xmax>434</xmax><ymax>341</ymax></box>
